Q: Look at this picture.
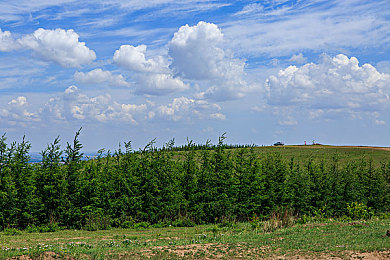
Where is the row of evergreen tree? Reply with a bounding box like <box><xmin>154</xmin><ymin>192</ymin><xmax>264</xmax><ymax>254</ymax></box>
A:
<box><xmin>0</xmin><ymin>131</ymin><xmax>389</xmax><ymax>230</ymax></box>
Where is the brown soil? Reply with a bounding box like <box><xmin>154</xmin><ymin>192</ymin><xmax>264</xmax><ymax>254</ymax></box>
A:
<box><xmin>277</xmin><ymin>250</ymin><xmax>390</xmax><ymax>259</ymax></box>
<box><xmin>10</xmin><ymin>251</ymin><xmax>75</xmax><ymax>260</ymax></box>
<box><xmin>142</xmin><ymin>243</ymin><xmax>271</xmax><ymax>258</ymax></box>
<box><xmin>9</xmin><ymin>249</ymin><xmax>390</xmax><ymax>259</ymax></box>
<box><xmin>349</xmin><ymin>250</ymin><xmax>390</xmax><ymax>259</ymax></box>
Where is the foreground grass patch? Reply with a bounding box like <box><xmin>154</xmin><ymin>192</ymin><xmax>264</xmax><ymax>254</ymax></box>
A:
<box><xmin>1</xmin><ymin>219</ymin><xmax>390</xmax><ymax>259</ymax></box>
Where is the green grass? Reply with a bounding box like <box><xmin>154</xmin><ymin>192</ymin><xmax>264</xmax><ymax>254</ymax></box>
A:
<box><xmin>252</xmin><ymin>145</ymin><xmax>390</xmax><ymax>165</ymax></box>
<box><xmin>173</xmin><ymin>144</ymin><xmax>390</xmax><ymax>168</ymax></box>
<box><xmin>2</xmin><ymin>219</ymin><xmax>390</xmax><ymax>259</ymax></box>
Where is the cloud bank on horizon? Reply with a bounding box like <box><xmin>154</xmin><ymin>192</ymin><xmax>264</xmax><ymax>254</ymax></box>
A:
<box><xmin>0</xmin><ymin>0</ymin><xmax>389</xmax><ymax>150</ymax></box>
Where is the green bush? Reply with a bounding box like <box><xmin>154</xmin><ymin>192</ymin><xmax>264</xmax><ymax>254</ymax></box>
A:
<box><xmin>172</xmin><ymin>217</ymin><xmax>195</xmax><ymax>227</ymax></box>
<box><xmin>25</xmin><ymin>224</ymin><xmax>38</xmax><ymax>233</ymax></box>
<box><xmin>38</xmin><ymin>223</ymin><xmax>61</xmax><ymax>232</ymax></box>
<box><xmin>84</xmin><ymin>215</ymin><xmax>111</xmax><ymax>231</ymax></box>
<box><xmin>249</xmin><ymin>214</ymin><xmax>262</xmax><ymax>230</ymax></box>
<box><xmin>262</xmin><ymin>207</ymin><xmax>296</xmax><ymax>232</ymax></box>
<box><xmin>346</xmin><ymin>202</ymin><xmax>373</xmax><ymax>220</ymax></box>
<box><xmin>297</xmin><ymin>214</ymin><xmax>311</xmax><ymax>224</ymax></box>
<box><xmin>3</xmin><ymin>228</ymin><xmax>21</xmax><ymax>236</ymax></box>
<box><xmin>151</xmin><ymin>220</ymin><xmax>171</xmax><ymax>228</ymax></box>
<box><xmin>134</xmin><ymin>222</ymin><xmax>150</xmax><ymax>229</ymax></box>
<box><xmin>376</xmin><ymin>212</ymin><xmax>390</xmax><ymax>220</ymax></box>
<box><xmin>121</xmin><ymin>220</ymin><xmax>135</xmax><ymax>229</ymax></box>
<box><xmin>217</xmin><ymin>219</ymin><xmax>236</xmax><ymax>228</ymax></box>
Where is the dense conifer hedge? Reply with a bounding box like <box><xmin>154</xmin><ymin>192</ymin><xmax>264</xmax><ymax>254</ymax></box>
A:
<box><xmin>0</xmin><ymin>131</ymin><xmax>389</xmax><ymax>230</ymax></box>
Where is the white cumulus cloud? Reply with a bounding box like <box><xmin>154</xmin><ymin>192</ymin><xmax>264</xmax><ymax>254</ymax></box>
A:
<box><xmin>43</xmin><ymin>85</ymin><xmax>147</xmax><ymax>124</ymax></box>
<box><xmin>74</xmin><ymin>68</ymin><xmax>129</xmax><ymax>87</ymax></box>
<box><xmin>157</xmin><ymin>96</ymin><xmax>222</xmax><ymax>121</ymax></box>
<box><xmin>169</xmin><ymin>21</ymin><xmax>225</xmax><ymax>80</ymax></box>
<box><xmin>0</xmin><ymin>96</ymin><xmax>39</xmax><ymax>126</ymax></box>
<box><xmin>169</xmin><ymin>21</ymin><xmax>253</xmax><ymax>101</ymax></box>
<box><xmin>265</xmin><ymin>54</ymin><xmax>390</xmax><ymax>122</ymax></box>
<box><xmin>0</xmin><ymin>28</ymin><xmax>18</xmax><ymax>51</ymax></box>
<box><xmin>113</xmin><ymin>44</ymin><xmax>188</xmax><ymax>95</ymax></box>
<box><xmin>134</xmin><ymin>73</ymin><xmax>189</xmax><ymax>95</ymax></box>
<box><xmin>113</xmin><ymin>44</ymin><xmax>167</xmax><ymax>73</ymax></box>
<box><xmin>18</xmin><ymin>28</ymin><xmax>96</xmax><ymax>68</ymax></box>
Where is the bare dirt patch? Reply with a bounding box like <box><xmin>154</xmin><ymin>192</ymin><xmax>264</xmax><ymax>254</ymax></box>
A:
<box><xmin>272</xmin><ymin>250</ymin><xmax>390</xmax><ymax>260</ymax></box>
<box><xmin>349</xmin><ymin>250</ymin><xmax>390</xmax><ymax>260</ymax></box>
<box><xmin>142</xmin><ymin>243</ymin><xmax>270</xmax><ymax>258</ymax></box>
<box><xmin>41</xmin><ymin>236</ymin><xmax>91</xmax><ymax>242</ymax></box>
<box><xmin>10</xmin><ymin>251</ymin><xmax>75</xmax><ymax>260</ymax></box>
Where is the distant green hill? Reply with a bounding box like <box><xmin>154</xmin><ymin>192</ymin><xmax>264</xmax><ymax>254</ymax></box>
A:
<box><xmin>250</xmin><ymin>145</ymin><xmax>390</xmax><ymax>166</ymax></box>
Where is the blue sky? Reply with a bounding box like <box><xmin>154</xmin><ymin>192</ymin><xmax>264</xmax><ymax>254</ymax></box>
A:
<box><xmin>0</xmin><ymin>0</ymin><xmax>390</xmax><ymax>151</ymax></box>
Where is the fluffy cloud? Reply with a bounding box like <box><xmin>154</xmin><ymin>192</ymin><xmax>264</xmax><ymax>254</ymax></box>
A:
<box><xmin>169</xmin><ymin>21</ymin><xmax>225</xmax><ymax>80</ymax></box>
<box><xmin>111</xmin><ymin>22</ymin><xmax>254</xmax><ymax>100</ymax></box>
<box><xmin>1</xmin><ymin>88</ymin><xmax>225</xmax><ymax>128</ymax></box>
<box><xmin>113</xmin><ymin>44</ymin><xmax>167</xmax><ymax>73</ymax></box>
<box><xmin>265</xmin><ymin>54</ymin><xmax>390</xmax><ymax>121</ymax></box>
<box><xmin>0</xmin><ymin>28</ymin><xmax>17</xmax><ymax>51</ymax></box>
<box><xmin>169</xmin><ymin>21</ymin><xmax>252</xmax><ymax>100</ymax></box>
<box><xmin>113</xmin><ymin>44</ymin><xmax>188</xmax><ymax>95</ymax></box>
<box><xmin>169</xmin><ymin>21</ymin><xmax>246</xmax><ymax>82</ymax></box>
<box><xmin>43</xmin><ymin>85</ymin><xmax>147</xmax><ymax>124</ymax></box>
<box><xmin>74</xmin><ymin>69</ymin><xmax>129</xmax><ymax>87</ymax></box>
<box><xmin>0</xmin><ymin>96</ymin><xmax>39</xmax><ymax>126</ymax></box>
<box><xmin>134</xmin><ymin>73</ymin><xmax>188</xmax><ymax>95</ymax></box>
<box><xmin>18</xmin><ymin>28</ymin><xmax>96</xmax><ymax>68</ymax></box>
<box><xmin>157</xmin><ymin>96</ymin><xmax>223</xmax><ymax>121</ymax></box>
<box><xmin>9</xmin><ymin>96</ymin><xmax>28</xmax><ymax>107</ymax></box>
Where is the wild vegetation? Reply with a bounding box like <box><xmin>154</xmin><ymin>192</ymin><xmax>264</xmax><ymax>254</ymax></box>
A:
<box><xmin>1</xmin><ymin>220</ymin><xmax>390</xmax><ymax>259</ymax></box>
<box><xmin>0</xmin><ymin>130</ymin><xmax>390</xmax><ymax>232</ymax></box>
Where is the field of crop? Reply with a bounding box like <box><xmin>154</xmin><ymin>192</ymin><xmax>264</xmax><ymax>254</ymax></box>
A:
<box><xmin>2</xmin><ymin>219</ymin><xmax>390</xmax><ymax>259</ymax></box>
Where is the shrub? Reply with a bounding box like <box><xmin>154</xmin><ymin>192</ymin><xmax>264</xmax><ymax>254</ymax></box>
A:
<box><xmin>263</xmin><ymin>207</ymin><xmax>296</xmax><ymax>232</ymax></box>
<box><xmin>346</xmin><ymin>202</ymin><xmax>373</xmax><ymax>220</ymax></box>
<box><xmin>121</xmin><ymin>220</ymin><xmax>135</xmax><ymax>229</ymax></box>
<box><xmin>217</xmin><ymin>218</ymin><xmax>236</xmax><ymax>228</ymax></box>
<box><xmin>25</xmin><ymin>224</ymin><xmax>38</xmax><ymax>233</ymax></box>
<box><xmin>110</xmin><ymin>218</ymin><xmax>121</xmax><ymax>228</ymax></box>
<box><xmin>38</xmin><ymin>223</ymin><xmax>61</xmax><ymax>233</ymax></box>
<box><xmin>151</xmin><ymin>220</ymin><xmax>170</xmax><ymax>228</ymax></box>
<box><xmin>249</xmin><ymin>214</ymin><xmax>262</xmax><ymax>230</ymax></box>
<box><xmin>134</xmin><ymin>222</ymin><xmax>150</xmax><ymax>229</ymax></box>
<box><xmin>297</xmin><ymin>214</ymin><xmax>311</xmax><ymax>224</ymax></box>
<box><xmin>172</xmin><ymin>217</ymin><xmax>195</xmax><ymax>227</ymax></box>
<box><xmin>84</xmin><ymin>215</ymin><xmax>111</xmax><ymax>231</ymax></box>
<box><xmin>4</xmin><ymin>228</ymin><xmax>21</xmax><ymax>236</ymax></box>
<box><xmin>376</xmin><ymin>212</ymin><xmax>390</xmax><ymax>220</ymax></box>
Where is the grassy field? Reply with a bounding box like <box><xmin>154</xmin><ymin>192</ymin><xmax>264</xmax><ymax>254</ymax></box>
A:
<box><xmin>1</xmin><ymin>219</ymin><xmax>390</xmax><ymax>259</ymax></box>
<box><xmin>251</xmin><ymin>145</ymin><xmax>390</xmax><ymax>165</ymax></box>
<box><xmin>173</xmin><ymin>144</ymin><xmax>390</xmax><ymax>167</ymax></box>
